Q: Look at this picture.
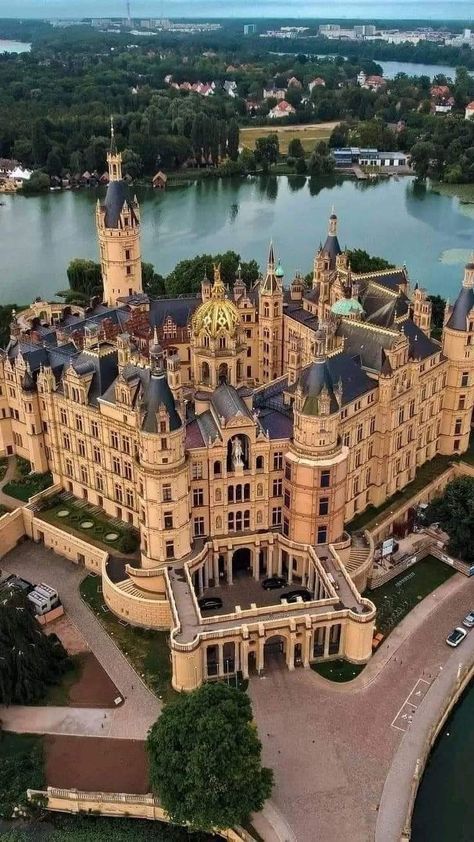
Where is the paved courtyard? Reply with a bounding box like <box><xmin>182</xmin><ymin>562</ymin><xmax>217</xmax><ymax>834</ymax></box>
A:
<box><xmin>250</xmin><ymin>572</ymin><xmax>474</xmax><ymax>842</ymax></box>
<box><xmin>1</xmin><ymin>543</ymin><xmax>161</xmax><ymax>739</ymax></box>
<box><xmin>202</xmin><ymin>572</ymin><xmax>307</xmax><ymax>615</ymax></box>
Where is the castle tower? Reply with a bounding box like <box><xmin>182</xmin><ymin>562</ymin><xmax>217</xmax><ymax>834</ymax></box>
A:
<box><xmin>190</xmin><ymin>264</ymin><xmax>246</xmax><ymax>391</ymax></box>
<box><xmin>439</xmin><ymin>259</ymin><xmax>474</xmax><ymax>455</ymax></box>
<box><xmin>136</xmin><ymin>337</ymin><xmax>191</xmax><ymax>568</ymax></box>
<box><xmin>96</xmin><ymin>118</ymin><xmax>142</xmax><ymax>308</ymax></box>
<box><xmin>412</xmin><ymin>286</ymin><xmax>432</xmax><ymax>335</ymax></box>
<box><xmin>258</xmin><ymin>242</ymin><xmax>284</xmax><ymax>383</ymax></box>
<box><xmin>284</xmin><ymin>329</ymin><xmax>348</xmax><ymax>546</ymax></box>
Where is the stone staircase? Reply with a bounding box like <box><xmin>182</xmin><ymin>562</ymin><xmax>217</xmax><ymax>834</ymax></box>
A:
<box><xmin>345</xmin><ymin>532</ymin><xmax>372</xmax><ymax>577</ymax></box>
<box><xmin>116</xmin><ymin>578</ymin><xmax>145</xmax><ymax>599</ymax></box>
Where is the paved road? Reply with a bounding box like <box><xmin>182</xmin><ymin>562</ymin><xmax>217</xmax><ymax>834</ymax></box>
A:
<box><xmin>250</xmin><ymin>572</ymin><xmax>474</xmax><ymax>842</ymax></box>
<box><xmin>1</xmin><ymin>543</ymin><xmax>161</xmax><ymax>739</ymax></box>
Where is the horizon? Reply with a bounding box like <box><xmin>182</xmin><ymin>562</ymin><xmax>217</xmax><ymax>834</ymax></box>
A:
<box><xmin>0</xmin><ymin>1</ymin><xmax>473</xmax><ymax>23</ymax></box>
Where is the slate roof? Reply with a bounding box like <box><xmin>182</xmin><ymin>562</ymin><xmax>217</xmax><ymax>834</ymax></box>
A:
<box><xmin>210</xmin><ymin>383</ymin><xmax>253</xmax><ymax>422</ymax></box>
<box><xmin>402</xmin><ymin>319</ymin><xmax>441</xmax><ymax>360</ymax></box>
<box><xmin>258</xmin><ymin>408</ymin><xmax>293</xmax><ymax>439</ymax></box>
<box><xmin>196</xmin><ymin>410</ymin><xmax>220</xmax><ymax>444</ymax></box>
<box><xmin>103</xmin><ymin>180</ymin><xmax>137</xmax><ymax>229</ymax></box>
<box><xmin>337</xmin><ymin>321</ymin><xmax>399</xmax><ymax>372</ymax></box>
<box><xmin>142</xmin><ymin>370</ymin><xmax>182</xmax><ymax>433</ymax></box>
<box><xmin>71</xmin><ymin>346</ymin><xmax>119</xmax><ymax>407</ymax></box>
<box><xmin>322</xmin><ymin>231</ymin><xmax>342</xmax><ymax>269</ymax></box>
<box><xmin>296</xmin><ymin>351</ymin><xmax>376</xmax><ymax>414</ymax></box>
<box><xmin>355</xmin><ymin>268</ymin><xmax>408</xmax><ymax>292</ymax></box>
<box><xmin>446</xmin><ymin>286</ymin><xmax>474</xmax><ymax>331</ymax></box>
<box><xmin>149</xmin><ymin>297</ymin><xmax>200</xmax><ymax>328</ymax></box>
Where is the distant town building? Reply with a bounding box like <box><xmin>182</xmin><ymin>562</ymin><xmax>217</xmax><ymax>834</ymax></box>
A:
<box><xmin>268</xmin><ymin>101</ymin><xmax>296</xmax><ymax>119</ymax></box>
<box><xmin>287</xmin><ymin>76</ymin><xmax>303</xmax><ymax>90</ymax></box>
<box><xmin>332</xmin><ymin>148</ymin><xmax>408</xmax><ymax>168</ymax></box>
<box><xmin>357</xmin><ymin>71</ymin><xmax>386</xmax><ymax>92</ymax></box>
<box><xmin>243</xmin><ymin>24</ymin><xmax>257</xmax><ymax>35</ymax></box>
<box><xmin>152</xmin><ymin>171</ymin><xmax>167</xmax><ymax>190</ymax></box>
<box><xmin>263</xmin><ymin>87</ymin><xmax>287</xmax><ymax>101</ymax></box>
<box><xmin>309</xmin><ymin>78</ymin><xmax>326</xmax><ymax>91</ymax></box>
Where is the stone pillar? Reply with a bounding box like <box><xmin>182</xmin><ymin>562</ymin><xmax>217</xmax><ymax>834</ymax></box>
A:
<box><xmin>242</xmin><ymin>640</ymin><xmax>249</xmax><ymax>679</ymax></box>
<box><xmin>218</xmin><ymin>644</ymin><xmax>224</xmax><ymax>677</ymax></box>
<box><xmin>234</xmin><ymin>641</ymin><xmax>240</xmax><ymax>673</ymax></box>
<box><xmin>303</xmin><ymin>630</ymin><xmax>312</xmax><ymax>668</ymax></box>
<box><xmin>267</xmin><ymin>545</ymin><xmax>273</xmax><ymax>576</ymax></box>
<box><xmin>257</xmin><ymin>637</ymin><xmax>265</xmax><ymax>673</ymax></box>
<box><xmin>198</xmin><ymin>566</ymin><xmax>204</xmax><ymax>596</ymax></box>
<box><xmin>203</xmin><ymin>560</ymin><xmax>209</xmax><ymax>590</ymax></box>
<box><xmin>227</xmin><ymin>551</ymin><xmax>233</xmax><ymax>586</ymax></box>
<box><xmin>277</xmin><ymin>548</ymin><xmax>283</xmax><ymax>576</ymax></box>
<box><xmin>288</xmin><ymin>557</ymin><xmax>293</xmax><ymax>584</ymax></box>
<box><xmin>323</xmin><ymin>626</ymin><xmax>330</xmax><ymax>658</ymax></box>
<box><xmin>286</xmin><ymin>636</ymin><xmax>295</xmax><ymax>671</ymax></box>
<box><xmin>253</xmin><ymin>549</ymin><xmax>259</xmax><ymax>581</ymax></box>
<box><xmin>213</xmin><ymin>552</ymin><xmax>219</xmax><ymax>585</ymax></box>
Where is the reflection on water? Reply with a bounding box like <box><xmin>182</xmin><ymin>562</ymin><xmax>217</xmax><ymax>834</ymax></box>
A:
<box><xmin>1</xmin><ymin>175</ymin><xmax>473</xmax><ymax>305</ymax></box>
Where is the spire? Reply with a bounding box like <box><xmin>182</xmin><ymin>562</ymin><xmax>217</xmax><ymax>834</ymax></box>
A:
<box><xmin>463</xmin><ymin>253</ymin><xmax>474</xmax><ymax>288</ymax></box>
<box><xmin>107</xmin><ymin>115</ymin><xmax>122</xmax><ymax>182</ymax></box>
<box><xmin>268</xmin><ymin>240</ymin><xmax>275</xmax><ymax>269</ymax></box>
<box><xmin>328</xmin><ymin>207</ymin><xmax>338</xmax><ymax>237</ymax></box>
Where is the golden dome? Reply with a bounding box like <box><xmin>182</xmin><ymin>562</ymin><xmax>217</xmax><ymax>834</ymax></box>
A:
<box><xmin>192</xmin><ymin>264</ymin><xmax>241</xmax><ymax>339</ymax></box>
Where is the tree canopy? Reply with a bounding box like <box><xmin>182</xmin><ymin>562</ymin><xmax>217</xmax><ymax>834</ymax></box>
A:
<box><xmin>0</xmin><ymin>591</ymin><xmax>71</xmax><ymax>705</ymax></box>
<box><xmin>347</xmin><ymin>248</ymin><xmax>394</xmax><ymax>273</ymax></box>
<box><xmin>425</xmin><ymin>476</ymin><xmax>474</xmax><ymax>563</ymax></box>
<box><xmin>147</xmin><ymin>683</ymin><xmax>273</xmax><ymax>831</ymax></box>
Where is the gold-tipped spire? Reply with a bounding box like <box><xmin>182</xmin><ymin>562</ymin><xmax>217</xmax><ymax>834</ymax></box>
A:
<box><xmin>211</xmin><ymin>263</ymin><xmax>226</xmax><ymax>299</ymax></box>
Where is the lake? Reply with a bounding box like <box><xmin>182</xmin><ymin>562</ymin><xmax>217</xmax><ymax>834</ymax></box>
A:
<box><xmin>1</xmin><ymin>175</ymin><xmax>473</xmax><ymax>306</ymax></box>
<box><xmin>378</xmin><ymin>59</ymin><xmax>474</xmax><ymax>80</ymax></box>
<box><xmin>0</xmin><ymin>40</ymin><xmax>31</xmax><ymax>53</ymax></box>
<box><xmin>411</xmin><ymin>680</ymin><xmax>474</xmax><ymax>842</ymax></box>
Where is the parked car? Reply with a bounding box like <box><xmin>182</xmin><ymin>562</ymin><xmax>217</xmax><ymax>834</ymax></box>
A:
<box><xmin>198</xmin><ymin>596</ymin><xmax>223</xmax><ymax>611</ymax></box>
<box><xmin>446</xmin><ymin>627</ymin><xmax>468</xmax><ymax>647</ymax></box>
<box><xmin>462</xmin><ymin>611</ymin><xmax>474</xmax><ymax>629</ymax></box>
<box><xmin>281</xmin><ymin>589</ymin><xmax>312</xmax><ymax>604</ymax></box>
<box><xmin>262</xmin><ymin>576</ymin><xmax>287</xmax><ymax>590</ymax></box>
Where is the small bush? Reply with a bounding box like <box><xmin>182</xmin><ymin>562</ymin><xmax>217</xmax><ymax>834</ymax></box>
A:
<box><xmin>118</xmin><ymin>531</ymin><xmax>139</xmax><ymax>554</ymax></box>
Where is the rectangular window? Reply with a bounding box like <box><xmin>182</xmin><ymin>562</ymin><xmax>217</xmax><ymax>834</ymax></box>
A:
<box><xmin>317</xmin><ymin>526</ymin><xmax>327</xmax><ymax>544</ymax></box>
<box><xmin>80</xmin><ymin>465</ymin><xmax>88</xmax><ymax>484</ymax></box>
<box><xmin>319</xmin><ymin>497</ymin><xmax>329</xmax><ymax>516</ymax></box>
<box><xmin>368</xmin><ymin>442</ymin><xmax>374</xmax><ymax>459</ymax></box>
<box><xmin>272</xmin><ymin>478</ymin><xmax>282</xmax><ymax>497</ymax></box>
<box><xmin>194</xmin><ymin>516</ymin><xmax>205</xmax><ymax>537</ymax></box>
<box><xmin>124</xmin><ymin>461</ymin><xmax>132</xmax><ymax>480</ymax></box>
<box><xmin>366</xmin><ymin>468</ymin><xmax>371</xmax><ymax>487</ymax></box>
<box><xmin>164</xmin><ymin>512</ymin><xmax>173</xmax><ymax>530</ymax></box>
<box><xmin>369</xmin><ymin>416</ymin><xmax>376</xmax><ymax>434</ymax></box>
<box><xmin>284</xmin><ymin>461</ymin><xmax>292</xmax><ymax>481</ymax></box>
<box><xmin>273</xmin><ymin>452</ymin><xmax>283</xmax><ymax>471</ymax></box>
<box><xmin>114</xmin><ymin>484</ymin><xmax>123</xmax><ymax>503</ymax></box>
<box><xmin>284</xmin><ymin>489</ymin><xmax>291</xmax><ymax>508</ymax></box>
<box><xmin>461</xmin><ymin>372</ymin><xmax>469</xmax><ymax>387</ymax></box>
<box><xmin>75</xmin><ymin>414</ymin><xmax>83</xmax><ymax>432</ymax></box>
<box><xmin>192</xmin><ymin>462</ymin><xmax>203</xmax><ymax>480</ymax></box>
<box><xmin>343</xmin><ymin>432</ymin><xmax>350</xmax><ymax>447</ymax></box>
<box><xmin>193</xmin><ymin>488</ymin><xmax>204</xmax><ymax>507</ymax></box>
<box><xmin>122</xmin><ymin>436</ymin><xmax>131</xmax><ymax>455</ymax></box>
<box><xmin>60</xmin><ymin>408</ymin><xmax>67</xmax><ymax>425</ymax></box>
<box><xmin>165</xmin><ymin>541</ymin><xmax>174</xmax><ymax>560</ymax></box>
<box><xmin>356</xmin><ymin>424</ymin><xmax>363</xmax><ymax>443</ymax></box>
<box><xmin>162</xmin><ymin>484</ymin><xmax>172</xmax><ymax>502</ymax></box>
<box><xmin>91</xmin><ymin>420</ymin><xmax>99</xmax><ymax>438</ymax></box>
<box><xmin>62</xmin><ymin>433</ymin><xmax>70</xmax><ymax>450</ymax></box>
<box><xmin>320</xmin><ymin>470</ymin><xmax>330</xmax><ymax>488</ymax></box>
<box><xmin>93</xmin><ymin>446</ymin><xmax>101</xmax><ymax>463</ymax></box>
<box><xmin>355</xmin><ymin>450</ymin><xmax>362</xmax><ymax>468</ymax></box>
<box><xmin>398</xmin><ymin>407</ymin><xmax>404</xmax><ymax>425</ymax></box>
<box><xmin>454</xmin><ymin>419</ymin><xmax>462</xmax><ymax>436</ymax></box>
<box><xmin>125</xmin><ymin>488</ymin><xmax>134</xmax><ymax>509</ymax></box>
<box><xmin>112</xmin><ymin>457</ymin><xmax>121</xmax><ymax>475</ymax></box>
<box><xmin>65</xmin><ymin>458</ymin><xmax>73</xmax><ymax>478</ymax></box>
<box><xmin>161</xmin><ymin>438</ymin><xmax>168</xmax><ymax>450</ymax></box>
<box><xmin>396</xmin><ymin>432</ymin><xmax>403</xmax><ymax>450</ymax></box>
<box><xmin>459</xmin><ymin>395</ymin><xmax>466</xmax><ymax>410</ymax></box>
<box><xmin>111</xmin><ymin>431</ymin><xmax>119</xmax><ymax>449</ymax></box>
<box><xmin>283</xmin><ymin>517</ymin><xmax>289</xmax><ymax>536</ymax></box>
<box><xmin>272</xmin><ymin>506</ymin><xmax>282</xmax><ymax>526</ymax></box>
<box><xmin>78</xmin><ymin>439</ymin><xmax>86</xmax><ymax>458</ymax></box>
<box><xmin>96</xmin><ymin>473</ymin><xmax>103</xmax><ymax>492</ymax></box>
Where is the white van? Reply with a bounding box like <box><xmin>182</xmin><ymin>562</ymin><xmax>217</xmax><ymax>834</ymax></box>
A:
<box><xmin>27</xmin><ymin>582</ymin><xmax>60</xmax><ymax>616</ymax></box>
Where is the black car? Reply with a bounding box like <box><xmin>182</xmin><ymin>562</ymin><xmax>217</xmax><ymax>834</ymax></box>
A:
<box><xmin>262</xmin><ymin>576</ymin><xmax>287</xmax><ymax>590</ymax></box>
<box><xmin>281</xmin><ymin>589</ymin><xmax>312</xmax><ymax>604</ymax></box>
<box><xmin>198</xmin><ymin>596</ymin><xmax>223</xmax><ymax>611</ymax></box>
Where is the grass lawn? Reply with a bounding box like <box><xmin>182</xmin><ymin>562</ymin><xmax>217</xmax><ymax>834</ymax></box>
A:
<box><xmin>366</xmin><ymin>555</ymin><xmax>455</xmax><ymax>637</ymax></box>
<box><xmin>0</xmin><ymin>814</ymin><xmax>214</xmax><ymax>841</ymax></box>
<box><xmin>3</xmin><ymin>473</ymin><xmax>53</xmax><ymax>502</ymax></box>
<box><xmin>0</xmin><ymin>456</ymin><xmax>8</xmax><ymax>483</ymax></box>
<box><xmin>430</xmin><ymin>181</ymin><xmax>474</xmax><ymax>203</ymax></box>
<box><xmin>347</xmin><ymin>452</ymin><xmax>459</xmax><ymax>534</ymax></box>
<box><xmin>80</xmin><ymin>574</ymin><xmax>176</xmax><ymax>704</ymax></box>
<box><xmin>311</xmin><ymin>660</ymin><xmax>366</xmax><ymax>683</ymax></box>
<box><xmin>240</xmin><ymin>121</ymin><xmax>339</xmax><ymax>154</ymax></box>
<box><xmin>37</xmin><ymin>498</ymin><xmax>139</xmax><ymax>556</ymax></box>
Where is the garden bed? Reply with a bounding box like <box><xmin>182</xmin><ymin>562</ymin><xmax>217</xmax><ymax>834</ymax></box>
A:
<box><xmin>311</xmin><ymin>660</ymin><xmax>366</xmax><ymax>683</ymax></box>
<box><xmin>40</xmin><ymin>652</ymin><xmax>119</xmax><ymax>708</ymax></box>
<box><xmin>80</xmin><ymin>575</ymin><xmax>175</xmax><ymax>704</ymax></box>
<box><xmin>3</xmin><ymin>472</ymin><xmax>53</xmax><ymax>502</ymax></box>
<box><xmin>37</xmin><ymin>498</ymin><xmax>139</xmax><ymax>556</ymax></box>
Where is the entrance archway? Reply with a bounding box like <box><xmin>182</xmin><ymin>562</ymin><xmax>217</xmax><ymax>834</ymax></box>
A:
<box><xmin>218</xmin><ymin>362</ymin><xmax>229</xmax><ymax>384</ymax></box>
<box><xmin>264</xmin><ymin>635</ymin><xmax>287</xmax><ymax>670</ymax></box>
<box><xmin>232</xmin><ymin>547</ymin><xmax>251</xmax><ymax>579</ymax></box>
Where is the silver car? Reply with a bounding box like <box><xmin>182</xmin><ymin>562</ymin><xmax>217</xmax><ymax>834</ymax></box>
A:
<box><xmin>446</xmin><ymin>627</ymin><xmax>467</xmax><ymax>647</ymax></box>
<box><xmin>462</xmin><ymin>611</ymin><xmax>474</xmax><ymax>629</ymax></box>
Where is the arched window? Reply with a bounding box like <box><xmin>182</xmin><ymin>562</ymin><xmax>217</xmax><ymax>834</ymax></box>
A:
<box><xmin>219</xmin><ymin>336</ymin><xmax>226</xmax><ymax>350</ymax></box>
<box><xmin>274</xmin><ymin>303</ymin><xmax>279</xmax><ymax>317</ymax></box>
<box><xmin>256</xmin><ymin>455</ymin><xmax>264</xmax><ymax>470</ymax></box>
<box><xmin>214</xmin><ymin>460</ymin><xmax>221</xmax><ymax>476</ymax></box>
<box><xmin>264</xmin><ymin>304</ymin><xmax>270</xmax><ymax>318</ymax></box>
<box><xmin>202</xmin><ymin>362</ymin><xmax>210</xmax><ymax>384</ymax></box>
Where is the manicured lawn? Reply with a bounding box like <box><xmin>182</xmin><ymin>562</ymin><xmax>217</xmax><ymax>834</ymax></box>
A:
<box><xmin>366</xmin><ymin>555</ymin><xmax>456</xmax><ymax>637</ymax></box>
<box><xmin>347</xmin><ymin>453</ymin><xmax>459</xmax><ymax>534</ymax></box>
<box><xmin>311</xmin><ymin>660</ymin><xmax>366</xmax><ymax>683</ymax></box>
<box><xmin>37</xmin><ymin>498</ymin><xmax>139</xmax><ymax>556</ymax></box>
<box><xmin>0</xmin><ymin>814</ymin><xmax>213</xmax><ymax>840</ymax></box>
<box><xmin>240</xmin><ymin>121</ymin><xmax>339</xmax><ymax>154</ymax></box>
<box><xmin>3</xmin><ymin>472</ymin><xmax>53</xmax><ymax>502</ymax></box>
<box><xmin>80</xmin><ymin>574</ymin><xmax>176</xmax><ymax>704</ymax></box>
<box><xmin>0</xmin><ymin>456</ymin><xmax>8</xmax><ymax>483</ymax></box>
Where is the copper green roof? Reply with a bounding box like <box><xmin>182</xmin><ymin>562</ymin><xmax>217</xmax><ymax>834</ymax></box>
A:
<box><xmin>331</xmin><ymin>298</ymin><xmax>364</xmax><ymax>316</ymax></box>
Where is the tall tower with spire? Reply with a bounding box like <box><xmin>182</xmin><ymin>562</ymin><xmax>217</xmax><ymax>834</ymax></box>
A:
<box><xmin>258</xmin><ymin>242</ymin><xmax>284</xmax><ymax>383</ymax></box>
<box><xmin>96</xmin><ymin>117</ymin><xmax>142</xmax><ymax>308</ymax></box>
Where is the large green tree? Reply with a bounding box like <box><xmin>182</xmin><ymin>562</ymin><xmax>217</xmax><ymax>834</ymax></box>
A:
<box><xmin>347</xmin><ymin>248</ymin><xmax>394</xmax><ymax>273</ymax></box>
<box><xmin>66</xmin><ymin>258</ymin><xmax>102</xmax><ymax>299</ymax></box>
<box><xmin>0</xmin><ymin>592</ymin><xmax>71</xmax><ymax>705</ymax></box>
<box><xmin>254</xmin><ymin>134</ymin><xmax>279</xmax><ymax>172</ymax></box>
<box><xmin>166</xmin><ymin>250</ymin><xmax>259</xmax><ymax>296</ymax></box>
<box><xmin>425</xmin><ymin>477</ymin><xmax>474</xmax><ymax>563</ymax></box>
<box><xmin>147</xmin><ymin>683</ymin><xmax>273</xmax><ymax>831</ymax></box>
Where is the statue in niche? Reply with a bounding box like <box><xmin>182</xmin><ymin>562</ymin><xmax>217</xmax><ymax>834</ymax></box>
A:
<box><xmin>232</xmin><ymin>436</ymin><xmax>244</xmax><ymax>469</ymax></box>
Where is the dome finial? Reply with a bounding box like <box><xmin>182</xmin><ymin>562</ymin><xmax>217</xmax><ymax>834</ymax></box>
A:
<box><xmin>211</xmin><ymin>263</ymin><xmax>225</xmax><ymax>299</ymax></box>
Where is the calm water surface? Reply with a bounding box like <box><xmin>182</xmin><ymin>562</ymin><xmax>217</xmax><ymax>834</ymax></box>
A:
<box><xmin>0</xmin><ymin>40</ymin><xmax>31</xmax><ymax>53</ymax></box>
<box><xmin>411</xmin><ymin>681</ymin><xmax>474</xmax><ymax>842</ymax></box>
<box><xmin>1</xmin><ymin>176</ymin><xmax>473</xmax><ymax>305</ymax></box>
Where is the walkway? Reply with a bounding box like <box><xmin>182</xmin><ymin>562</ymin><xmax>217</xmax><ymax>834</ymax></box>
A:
<box><xmin>1</xmin><ymin>543</ymin><xmax>161</xmax><ymax>739</ymax></box>
<box><xmin>0</xmin><ymin>455</ymin><xmax>22</xmax><ymax>509</ymax></box>
<box><xmin>249</xmin><ymin>571</ymin><xmax>474</xmax><ymax>842</ymax></box>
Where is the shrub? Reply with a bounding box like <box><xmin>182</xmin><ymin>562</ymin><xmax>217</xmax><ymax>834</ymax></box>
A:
<box><xmin>118</xmin><ymin>531</ymin><xmax>139</xmax><ymax>554</ymax></box>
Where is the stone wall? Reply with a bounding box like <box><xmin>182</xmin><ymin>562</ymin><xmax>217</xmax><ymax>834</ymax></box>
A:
<box><xmin>0</xmin><ymin>508</ymin><xmax>26</xmax><ymax>560</ymax></box>
<box><xmin>102</xmin><ymin>559</ymin><xmax>172</xmax><ymax>629</ymax></box>
<box><xmin>23</xmin><ymin>513</ymin><xmax>107</xmax><ymax>574</ymax></box>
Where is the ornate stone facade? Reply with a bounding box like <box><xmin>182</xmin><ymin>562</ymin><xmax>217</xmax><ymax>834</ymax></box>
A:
<box><xmin>1</xmin><ymin>139</ymin><xmax>473</xmax><ymax>690</ymax></box>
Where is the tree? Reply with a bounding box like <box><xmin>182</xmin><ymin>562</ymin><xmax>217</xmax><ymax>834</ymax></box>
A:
<box><xmin>142</xmin><ymin>261</ymin><xmax>166</xmax><ymax>296</ymax></box>
<box><xmin>428</xmin><ymin>293</ymin><xmax>446</xmax><ymax>338</ymax></box>
<box><xmin>410</xmin><ymin>140</ymin><xmax>437</xmax><ymax>180</ymax></box>
<box><xmin>21</xmin><ymin>171</ymin><xmax>50</xmax><ymax>194</ymax></box>
<box><xmin>239</xmin><ymin>147</ymin><xmax>256</xmax><ymax>173</ymax></box>
<box><xmin>66</xmin><ymin>258</ymin><xmax>102</xmax><ymax>298</ymax></box>
<box><xmin>45</xmin><ymin>148</ymin><xmax>63</xmax><ymax>177</ymax></box>
<box><xmin>0</xmin><ymin>591</ymin><xmax>71</xmax><ymax>705</ymax></box>
<box><xmin>347</xmin><ymin>249</ymin><xmax>394</xmax><ymax>273</ymax></box>
<box><xmin>166</xmin><ymin>250</ymin><xmax>259</xmax><ymax>296</ymax></box>
<box><xmin>424</xmin><ymin>477</ymin><xmax>474</xmax><ymax>563</ymax></box>
<box><xmin>31</xmin><ymin>118</ymin><xmax>50</xmax><ymax>166</ymax></box>
<box><xmin>227</xmin><ymin>119</ymin><xmax>240</xmax><ymax>161</ymax></box>
<box><xmin>254</xmin><ymin>134</ymin><xmax>279</xmax><ymax>173</ymax></box>
<box><xmin>147</xmin><ymin>683</ymin><xmax>273</xmax><ymax>831</ymax></box>
<box><xmin>122</xmin><ymin>148</ymin><xmax>143</xmax><ymax>180</ymax></box>
<box><xmin>288</xmin><ymin>138</ymin><xmax>305</xmax><ymax>159</ymax></box>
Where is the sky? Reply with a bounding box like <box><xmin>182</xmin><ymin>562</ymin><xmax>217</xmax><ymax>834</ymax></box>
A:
<box><xmin>0</xmin><ymin>0</ymin><xmax>473</xmax><ymax>21</ymax></box>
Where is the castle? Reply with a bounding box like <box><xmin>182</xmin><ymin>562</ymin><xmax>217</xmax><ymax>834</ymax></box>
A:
<box><xmin>1</xmin><ymin>134</ymin><xmax>473</xmax><ymax>690</ymax></box>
